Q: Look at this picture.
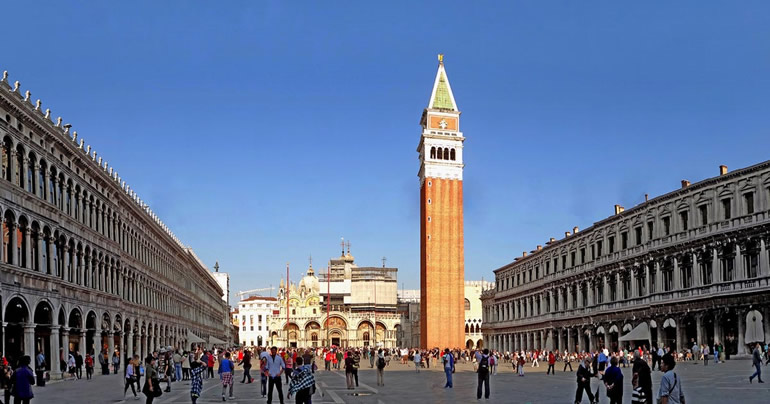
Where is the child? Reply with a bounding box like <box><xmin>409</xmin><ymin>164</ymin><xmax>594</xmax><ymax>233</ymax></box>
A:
<box><xmin>189</xmin><ymin>360</ymin><xmax>205</xmax><ymax>404</ymax></box>
<box><xmin>631</xmin><ymin>373</ymin><xmax>646</xmax><ymax>404</ymax></box>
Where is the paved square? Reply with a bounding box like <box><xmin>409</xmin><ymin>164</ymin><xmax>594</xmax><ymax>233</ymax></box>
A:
<box><xmin>31</xmin><ymin>358</ymin><xmax>769</xmax><ymax>403</ymax></box>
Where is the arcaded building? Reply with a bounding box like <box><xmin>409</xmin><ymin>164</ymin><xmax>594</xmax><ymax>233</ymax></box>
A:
<box><xmin>482</xmin><ymin>162</ymin><xmax>770</xmax><ymax>356</ymax></box>
<box><xmin>0</xmin><ymin>71</ymin><xmax>229</xmax><ymax>373</ymax></box>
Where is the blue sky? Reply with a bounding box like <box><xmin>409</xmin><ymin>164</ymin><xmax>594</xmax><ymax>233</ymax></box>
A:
<box><xmin>3</xmin><ymin>2</ymin><xmax>770</xmax><ymax>304</ymax></box>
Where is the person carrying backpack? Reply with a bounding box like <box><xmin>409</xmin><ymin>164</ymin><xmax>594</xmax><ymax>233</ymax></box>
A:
<box><xmin>375</xmin><ymin>349</ymin><xmax>386</xmax><ymax>387</ymax></box>
<box><xmin>475</xmin><ymin>348</ymin><xmax>491</xmax><ymax>400</ymax></box>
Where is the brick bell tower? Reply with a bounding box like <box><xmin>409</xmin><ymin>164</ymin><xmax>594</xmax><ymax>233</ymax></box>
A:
<box><xmin>418</xmin><ymin>54</ymin><xmax>465</xmax><ymax>349</ymax></box>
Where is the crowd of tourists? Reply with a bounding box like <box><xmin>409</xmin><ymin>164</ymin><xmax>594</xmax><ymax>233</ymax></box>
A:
<box><xmin>3</xmin><ymin>339</ymin><xmax>769</xmax><ymax>403</ymax></box>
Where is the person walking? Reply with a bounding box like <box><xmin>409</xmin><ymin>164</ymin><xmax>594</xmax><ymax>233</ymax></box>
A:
<box><xmin>189</xmin><ymin>359</ymin><xmax>205</xmax><ymax>404</ymax></box>
<box><xmin>547</xmin><ymin>351</ymin><xmax>556</xmax><ymax>375</ymax></box>
<box><xmin>113</xmin><ymin>350</ymin><xmax>121</xmax><ymax>374</ymax></box>
<box><xmin>376</xmin><ymin>349</ymin><xmax>386</xmax><ymax>387</ymax></box>
<box><xmin>517</xmin><ymin>354</ymin><xmax>525</xmax><ymax>377</ymax></box>
<box><xmin>749</xmin><ymin>343</ymin><xmax>764</xmax><ymax>384</ymax></box>
<box><xmin>34</xmin><ymin>350</ymin><xmax>46</xmax><ymax>387</ymax></box>
<box><xmin>631</xmin><ymin>351</ymin><xmax>652</xmax><ymax>404</ymax></box>
<box><xmin>74</xmin><ymin>351</ymin><xmax>83</xmax><ymax>379</ymax></box>
<box><xmin>564</xmin><ymin>352</ymin><xmax>574</xmax><ymax>372</ymax></box>
<box><xmin>124</xmin><ymin>356</ymin><xmax>139</xmax><ymax>400</ymax></box>
<box><xmin>574</xmin><ymin>357</ymin><xmax>596</xmax><ymax>404</ymax></box>
<box><xmin>264</xmin><ymin>347</ymin><xmax>285</xmax><ymax>404</ymax></box>
<box><xmin>369</xmin><ymin>347</ymin><xmax>376</xmax><ymax>368</ymax></box>
<box><xmin>142</xmin><ymin>356</ymin><xmax>161</xmax><ymax>404</ymax></box>
<box><xmin>344</xmin><ymin>351</ymin><xmax>355</xmax><ymax>389</ymax></box>
<box><xmin>259</xmin><ymin>351</ymin><xmax>268</xmax><ymax>398</ymax></box>
<box><xmin>218</xmin><ymin>351</ymin><xmax>235</xmax><ymax>401</ymax></box>
<box><xmin>658</xmin><ymin>355</ymin><xmax>685</xmax><ymax>404</ymax></box>
<box><xmin>207</xmin><ymin>351</ymin><xmax>216</xmax><ymax>379</ymax></box>
<box><xmin>288</xmin><ymin>357</ymin><xmax>315</xmax><ymax>404</ymax></box>
<box><xmin>351</xmin><ymin>350</ymin><xmax>360</xmax><ymax>387</ymax></box>
<box><xmin>99</xmin><ymin>349</ymin><xmax>109</xmax><ymax>375</ymax></box>
<box><xmin>181</xmin><ymin>351</ymin><xmax>191</xmax><ymax>381</ymax></box>
<box><xmin>702</xmin><ymin>345</ymin><xmax>709</xmax><ymax>366</ymax></box>
<box><xmin>84</xmin><ymin>353</ymin><xmax>94</xmax><ymax>380</ymax></box>
<box><xmin>66</xmin><ymin>352</ymin><xmax>77</xmax><ymax>380</ymax></box>
<box><xmin>2</xmin><ymin>359</ymin><xmax>14</xmax><ymax>404</ymax></box>
<box><xmin>439</xmin><ymin>348</ymin><xmax>454</xmax><ymax>388</ymax></box>
<box><xmin>413</xmin><ymin>351</ymin><xmax>421</xmax><ymax>373</ymax></box>
<box><xmin>238</xmin><ymin>350</ymin><xmax>252</xmax><ymax>384</ymax></box>
<box><xmin>603</xmin><ymin>357</ymin><xmax>623</xmax><ymax>404</ymax></box>
<box><xmin>13</xmin><ymin>356</ymin><xmax>35</xmax><ymax>404</ymax></box>
<box><xmin>172</xmin><ymin>350</ymin><xmax>183</xmax><ymax>383</ymax></box>
<box><xmin>475</xmin><ymin>348</ymin><xmax>491</xmax><ymax>400</ymax></box>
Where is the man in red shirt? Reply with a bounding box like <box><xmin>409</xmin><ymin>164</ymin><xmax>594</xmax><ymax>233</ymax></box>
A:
<box><xmin>546</xmin><ymin>351</ymin><xmax>556</xmax><ymax>375</ymax></box>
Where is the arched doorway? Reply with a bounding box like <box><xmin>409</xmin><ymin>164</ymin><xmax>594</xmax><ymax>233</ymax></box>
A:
<box><xmin>67</xmin><ymin>309</ymin><xmax>83</xmax><ymax>353</ymax></box>
<box><xmin>595</xmin><ymin>326</ymin><xmax>606</xmax><ymax>350</ymax></box>
<box><xmin>326</xmin><ymin>316</ymin><xmax>348</xmax><ymax>348</ymax></box>
<box><xmin>33</xmin><ymin>301</ymin><xmax>53</xmax><ymax>371</ymax></box>
<box><xmin>375</xmin><ymin>322</ymin><xmax>386</xmax><ymax>346</ymax></box>
<box><xmin>358</xmin><ymin>321</ymin><xmax>374</xmax><ymax>347</ymax></box>
<box><xmin>682</xmin><ymin>316</ymin><xmax>697</xmax><ymax>348</ymax></box>
<box><xmin>85</xmin><ymin>311</ymin><xmax>97</xmax><ymax>355</ymax></box>
<box><xmin>477</xmin><ymin>339</ymin><xmax>484</xmax><ymax>349</ymax></box>
<box><xmin>285</xmin><ymin>323</ymin><xmax>300</xmax><ymax>348</ymax></box>
<box><xmin>608</xmin><ymin>325</ymin><xmax>619</xmax><ymax>351</ymax></box>
<box><xmin>649</xmin><ymin>320</ymin><xmax>659</xmax><ymax>349</ymax></box>
<box><xmin>4</xmin><ymin>296</ymin><xmax>29</xmax><ymax>365</ymax></box>
<box><xmin>663</xmin><ymin>318</ymin><xmax>677</xmax><ymax>351</ymax></box>
<box><xmin>721</xmin><ymin>311</ymin><xmax>738</xmax><ymax>358</ymax></box>
<box><xmin>466</xmin><ymin>339</ymin><xmax>474</xmax><ymax>349</ymax></box>
<box><xmin>305</xmin><ymin>322</ymin><xmax>321</xmax><ymax>348</ymax></box>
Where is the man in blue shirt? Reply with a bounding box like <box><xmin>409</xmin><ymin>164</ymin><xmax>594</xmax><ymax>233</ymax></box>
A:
<box><xmin>264</xmin><ymin>346</ymin><xmax>286</xmax><ymax>404</ymax></box>
<box><xmin>442</xmin><ymin>348</ymin><xmax>455</xmax><ymax>388</ymax></box>
<box><xmin>218</xmin><ymin>351</ymin><xmax>235</xmax><ymax>401</ymax></box>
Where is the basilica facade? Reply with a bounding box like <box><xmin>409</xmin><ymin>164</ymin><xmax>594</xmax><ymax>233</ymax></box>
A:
<box><xmin>269</xmin><ymin>249</ymin><xmax>400</xmax><ymax>348</ymax></box>
<box><xmin>482</xmin><ymin>162</ymin><xmax>770</xmax><ymax>357</ymax></box>
<box><xmin>0</xmin><ymin>70</ymin><xmax>229</xmax><ymax>374</ymax></box>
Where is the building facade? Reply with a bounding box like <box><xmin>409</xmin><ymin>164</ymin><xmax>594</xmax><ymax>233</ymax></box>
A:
<box><xmin>398</xmin><ymin>280</ymin><xmax>491</xmax><ymax>349</ymax></box>
<box><xmin>482</xmin><ymin>162</ymin><xmax>770</xmax><ymax>357</ymax></box>
<box><xmin>236</xmin><ymin>295</ymin><xmax>278</xmax><ymax>347</ymax></box>
<box><xmin>418</xmin><ymin>55</ymin><xmax>465</xmax><ymax>349</ymax></box>
<box><xmin>0</xmin><ymin>70</ymin><xmax>229</xmax><ymax>373</ymax></box>
<box><xmin>269</xmin><ymin>248</ymin><xmax>400</xmax><ymax>348</ymax></box>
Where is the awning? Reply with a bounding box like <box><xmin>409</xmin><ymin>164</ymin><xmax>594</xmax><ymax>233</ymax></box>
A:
<box><xmin>619</xmin><ymin>322</ymin><xmax>651</xmax><ymax>342</ymax></box>
<box><xmin>745</xmin><ymin>310</ymin><xmax>765</xmax><ymax>343</ymax></box>
<box><xmin>608</xmin><ymin>325</ymin><xmax>619</xmax><ymax>333</ymax></box>
<box><xmin>623</xmin><ymin>324</ymin><xmax>633</xmax><ymax>332</ymax></box>
<box><xmin>596</xmin><ymin>326</ymin><xmax>606</xmax><ymax>334</ymax></box>
<box><xmin>663</xmin><ymin>318</ymin><xmax>676</xmax><ymax>329</ymax></box>
<box><xmin>187</xmin><ymin>331</ymin><xmax>205</xmax><ymax>344</ymax></box>
<box><xmin>209</xmin><ymin>335</ymin><xmax>226</xmax><ymax>345</ymax></box>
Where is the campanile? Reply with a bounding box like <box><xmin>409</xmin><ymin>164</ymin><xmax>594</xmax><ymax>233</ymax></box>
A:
<box><xmin>418</xmin><ymin>54</ymin><xmax>465</xmax><ymax>349</ymax></box>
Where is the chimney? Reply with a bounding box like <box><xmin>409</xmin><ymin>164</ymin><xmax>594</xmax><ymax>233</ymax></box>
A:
<box><xmin>573</xmin><ymin>226</ymin><xmax>579</xmax><ymax>234</ymax></box>
<box><xmin>719</xmin><ymin>165</ymin><xmax>728</xmax><ymax>176</ymax></box>
<box><xmin>645</xmin><ymin>194</ymin><xmax>649</xmax><ymax>202</ymax></box>
<box><xmin>536</xmin><ymin>245</ymin><xmax>542</xmax><ymax>251</ymax></box>
<box><xmin>681</xmin><ymin>180</ymin><xmax>690</xmax><ymax>188</ymax></box>
<box><xmin>614</xmin><ymin>205</ymin><xmax>625</xmax><ymax>215</ymax></box>
<box><xmin>565</xmin><ymin>231</ymin><xmax>571</xmax><ymax>237</ymax></box>
<box><xmin>522</xmin><ymin>251</ymin><xmax>527</xmax><ymax>257</ymax></box>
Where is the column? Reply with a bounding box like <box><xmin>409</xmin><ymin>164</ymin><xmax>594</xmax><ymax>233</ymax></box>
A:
<box><xmin>712</xmin><ymin>248</ymin><xmax>721</xmax><ymax>283</ymax></box>
<box><xmin>695</xmin><ymin>315</ymin><xmax>703</xmax><ymax>345</ymax></box>
<box><xmin>587</xmin><ymin>329</ymin><xmax>593</xmax><ymax>352</ymax></box>
<box><xmin>759</xmin><ymin>239</ymin><xmax>768</xmax><ymax>277</ymax></box>
<box><xmin>587</xmin><ymin>281</ymin><xmax>594</xmax><ymax>306</ymax></box>
<box><xmin>630</xmin><ymin>269</ymin><xmax>638</xmax><ymax>298</ymax></box>
<box><xmin>557</xmin><ymin>288</ymin><xmax>564</xmax><ymax>312</ymax></box>
<box><xmin>23</xmin><ymin>323</ymin><xmax>36</xmax><ymax>359</ymax></box>
<box><xmin>566</xmin><ymin>328</ymin><xmax>573</xmax><ymax>353</ymax></box>
<box><xmin>692</xmin><ymin>252</ymin><xmax>701</xmax><ymax>287</ymax></box>
<box><xmin>141</xmin><ymin>335</ymin><xmax>147</xmax><ymax>360</ymax></box>
<box><xmin>655</xmin><ymin>261</ymin><xmax>663</xmax><ymax>294</ymax></box>
<box><xmin>9</xmin><ymin>222</ymin><xmax>18</xmax><ymax>266</ymax></box>
<box><xmin>549</xmin><ymin>290</ymin><xmax>556</xmax><ymax>313</ymax></box>
<box><xmin>657</xmin><ymin>319</ymin><xmax>665</xmax><ymax>349</ymax></box>
<box><xmin>615</xmin><ymin>272</ymin><xmax>622</xmax><ymax>300</ymax></box>
<box><xmin>672</xmin><ymin>256</ymin><xmax>680</xmax><ymax>291</ymax></box>
<box><xmin>60</xmin><ymin>327</ymin><xmax>70</xmax><ymax>357</ymax></box>
<box><xmin>645</xmin><ymin>263</ymin><xmax>651</xmax><ymax>295</ymax></box>
<box><xmin>603</xmin><ymin>274</ymin><xmax>611</xmax><ymax>302</ymax></box>
<box><xmin>738</xmin><ymin>311</ymin><xmax>746</xmax><ymax>355</ymax></box>
<box><xmin>735</xmin><ymin>243</ymin><xmax>744</xmax><ymax>280</ymax></box>
<box><xmin>23</xmin><ymin>227</ymin><xmax>31</xmax><ymax>269</ymax></box>
<box><xmin>125</xmin><ymin>331</ymin><xmax>133</xmax><ymax>357</ymax></box>
<box><xmin>50</xmin><ymin>326</ymin><xmax>61</xmax><ymax>377</ymax></box>
<box><xmin>35</xmin><ymin>232</ymin><xmax>43</xmax><ymax>272</ymax></box>
<box><xmin>79</xmin><ymin>331</ymin><xmax>86</xmax><ymax>356</ymax></box>
<box><xmin>107</xmin><ymin>332</ymin><xmax>116</xmax><ymax>368</ymax></box>
<box><xmin>566</xmin><ymin>284</ymin><xmax>573</xmax><ymax>310</ymax></box>
<box><xmin>576</xmin><ymin>286</ymin><xmax>583</xmax><ymax>308</ymax></box>
<box><xmin>713</xmin><ymin>312</ymin><xmax>721</xmax><ymax>345</ymax></box>
<box><xmin>763</xmin><ymin>307</ymin><xmax>770</xmax><ymax>346</ymax></box>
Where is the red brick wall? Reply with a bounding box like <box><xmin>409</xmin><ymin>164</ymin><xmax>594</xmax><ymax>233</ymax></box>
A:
<box><xmin>420</xmin><ymin>177</ymin><xmax>465</xmax><ymax>349</ymax></box>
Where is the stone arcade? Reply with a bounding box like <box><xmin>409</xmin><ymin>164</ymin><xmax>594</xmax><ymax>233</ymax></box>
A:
<box><xmin>482</xmin><ymin>162</ymin><xmax>770</xmax><ymax>357</ymax></box>
<box><xmin>0</xmin><ymin>70</ymin><xmax>229</xmax><ymax>376</ymax></box>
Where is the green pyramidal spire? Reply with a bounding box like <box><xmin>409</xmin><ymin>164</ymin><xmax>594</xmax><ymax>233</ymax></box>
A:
<box><xmin>428</xmin><ymin>56</ymin><xmax>458</xmax><ymax>111</ymax></box>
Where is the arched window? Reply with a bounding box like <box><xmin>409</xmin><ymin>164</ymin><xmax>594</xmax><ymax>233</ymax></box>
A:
<box><xmin>38</xmin><ymin>160</ymin><xmax>46</xmax><ymax>199</ymax></box>
<box><xmin>444</xmin><ymin>148</ymin><xmax>450</xmax><ymax>160</ymax></box>
<box><xmin>450</xmin><ymin>149</ymin><xmax>456</xmax><ymax>161</ymax></box>
<box><xmin>2</xmin><ymin>137</ymin><xmax>12</xmax><ymax>182</ymax></box>
<box><xmin>464</xmin><ymin>298</ymin><xmax>471</xmax><ymax>310</ymax></box>
<box><xmin>465</xmin><ymin>324</ymin><xmax>469</xmax><ymax>333</ymax></box>
<box><xmin>363</xmin><ymin>332</ymin><xmax>370</xmax><ymax>345</ymax></box>
<box><xmin>26</xmin><ymin>154</ymin><xmax>35</xmax><ymax>194</ymax></box>
<box><xmin>430</xmin><ymin>147</ymin><xmax>436</xmax><ymax>159</ymax></box>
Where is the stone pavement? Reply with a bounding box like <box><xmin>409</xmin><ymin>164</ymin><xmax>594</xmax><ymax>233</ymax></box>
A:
<box><xmin>29</xmin><ymin>358</ymin><xmax>770</xmax><ymax>403</ymax></box>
